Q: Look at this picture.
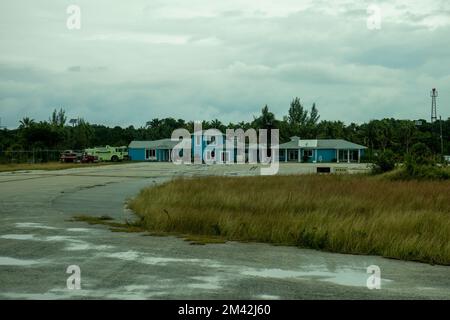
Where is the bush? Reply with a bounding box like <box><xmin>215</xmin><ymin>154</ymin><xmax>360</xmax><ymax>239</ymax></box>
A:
<box><xmin>392</xmin><ymin>165</ymin><xmax>450</xmax><ymax>181</ymax></box>
<box><xmin>400</xmin><ymin>156</ymin><xmax>450</xmax><ymax>180</ymax></box>
<box><xmin>409</xmin><ymin>143</ymin><xmax>435</xmax><ymax>166</ymax></box>
<box><xmin>388</xmin><ymin>143</ymin><xmax>450</xmax><ymax>180</ymax></box>
<box><xmin>373</xmin><ymin>149</ymin><xmax>396</xmax><ymax>173</ymax></box>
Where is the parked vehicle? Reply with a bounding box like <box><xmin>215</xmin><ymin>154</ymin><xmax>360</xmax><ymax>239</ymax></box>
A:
<box><xmin>81</xmin><ymin>153</ymin><xmax>98</xmax><ymax>163</ymax></box>
<box><xmin>85</xmin><ymin>146</ymin><xmax>128</xmax><ymax>162</ymax></box>
<box><xmin>60</xmin><ymin>150</ymin><xmax>82</xmax><ymax>163</ymax></box>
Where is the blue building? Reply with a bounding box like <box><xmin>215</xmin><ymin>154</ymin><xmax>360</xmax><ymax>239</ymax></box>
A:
<box><xmin>279</xmin><ymin>136</ymin><xmax>367</xmax><ymax>163</ymax></box>
<box><xmin>128</xmin><ymin>135</ymin><xmax>367</xmax><ymax>163</ymax></box>
<box><xmin>129</xmin><ymin>133</ymin><xmax>225</xmax><ymax>162</ymax></box>
<box><xmin>128</xmin><ymin>139</ymin><xmax>179</xmax><ymax>161</ymax></box>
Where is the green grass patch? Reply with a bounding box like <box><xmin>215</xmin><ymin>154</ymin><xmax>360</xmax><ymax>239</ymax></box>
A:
<box><xmin>70</xmin><ymin>215</ymin><xmax>146</xmax><ymax>233</ymax></box>
<box><xmin>128</xmin><ymin>175</ymin><xmax>450</xmax><ymax>265</ymax></box>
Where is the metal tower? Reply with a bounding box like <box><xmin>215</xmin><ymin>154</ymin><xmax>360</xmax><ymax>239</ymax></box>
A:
<box><xmin>431</xmin><ymin>88</ymin><xmax>438</xmax><ymax>123</ymax></box>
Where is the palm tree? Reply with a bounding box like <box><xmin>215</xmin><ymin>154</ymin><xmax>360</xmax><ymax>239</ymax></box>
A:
<box><xmin>210</xmin><ymin>119</ymin><xmax>225</xmax><ymax>132</ymax></box>
<box><xmin>19</xmin><ymin>117</ymin><xmax>35</xmax><ymax>129</ymax></box>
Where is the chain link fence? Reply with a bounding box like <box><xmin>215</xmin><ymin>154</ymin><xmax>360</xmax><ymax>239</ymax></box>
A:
<box><xmin>0</xmin><ymin>150</ymin><xmax>64</xmax><ymax>164</ymax></box>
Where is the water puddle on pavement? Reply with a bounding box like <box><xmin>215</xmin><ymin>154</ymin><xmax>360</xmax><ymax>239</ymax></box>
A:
<box><xmin>241</xmin><ymin>267</ymin><xmax>392</xmax><ymax>287</ymax></box>
<box><xmin>0</xmin><ymin>256</ymin><xmax>41</xmax><ymax>266</ymax></box>
<box><xmin>2</xmin><ymin>232</ymin><xmax>114</xmax><ymax>251</ymax></box>
<box><xmin>187</xmin><ymin>276</ymin><xmax>222</xmax><ymax>290</ymax></box>
<box><xmin>102</xmin><ymin>250</ymin><xmax>213</xmax><ymax>266</ymax></box>
<box><xmin>15</xmin><ymin>222</ymin><xmax>57</xmax><ymax>230</ymax></box>
<box><xmin>255</xmin><ymin>294</ymin><xmax>281</xmax><ymax>300</ymax></box>
<box><xmin>1</xmin><ymin>234</ymin><xmax>36</xmax><ymax>240</ymax></box>
<box><xmin>66</xmin><ymin>228</ymin><xmax>91</xmax><ymax>232</ymax></box>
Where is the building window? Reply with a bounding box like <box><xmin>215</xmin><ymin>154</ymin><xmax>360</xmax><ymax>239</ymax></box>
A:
<box><xmin>146</xmin><ymin>149</ymin><xmax>156</xmax><ymax>159</ymax></box>
<box><xmin>338</xmin><ymin>150</ymin><xmax>347</xmax><ymax>162</ymax></box>
<box><xmin>303</xmin><ymin>149</ymin><xmax>313</xmax><ymax>157</ymax></box>
<box><xmin>288</xmin><ymin>149</ymin><xmax>299</xmax><ymax>161</ymax></box>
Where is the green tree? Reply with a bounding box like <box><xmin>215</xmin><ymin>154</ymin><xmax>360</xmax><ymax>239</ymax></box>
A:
<box><xmin>69</xmin><ymin>119</ymin><xmax>93</xmax><ymax>150</ymax></box>
<box><xmin>288</xmin><ymin>97</ymin><xmax>308</xmax><ymax>127</ymax></box>
<box><xmin>19</xmin><ymin>117</ymin><xmax>35</xmax><ymax>129</ymax></box>
<box><xmin>409</xmin><ymin>142</ymin><xmax>434</xmax><ymax>166</ymax></box>
<box><xmin>308</xmin><ymin>103</ymin><xmax>320</xmax><ymax>127</ymax></box>
<box><xmin>373</xmin><ymin>149</ymin><xmax>396</xmax><ymax>173</ymax></box>
<box><xmin>253</xmin><ymin>105</ymin><xmax>276</xmax><ymax>130</ymax></box>
<box><xmin>50</xmin><ymin>108</ymin><xmax>67</xmax><ymax>127</ymax></box>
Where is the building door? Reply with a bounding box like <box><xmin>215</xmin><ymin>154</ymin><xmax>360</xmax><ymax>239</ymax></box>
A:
<box><xmin>338</xmin><ymin>150</ymin><xmax>347</xmax><ymax>162</ymax></box>
<box><xmin>145</xmin><ymin>149</ymin><xmax>156</xmax><ymax>160</ymax></box>
<box><xmin>302</xmin><ymin>149</ymin><xmax>313</xmax><ymax>162</ymax></box>
<box><xmin>288</xmin><ymin>150</ymin><xmax>298</xmax><ymax>161</ymax></box>
<box><xmin>349</xmin><ymin>150</ymin><xmax>358</xmax><ymax>162</ymax></box>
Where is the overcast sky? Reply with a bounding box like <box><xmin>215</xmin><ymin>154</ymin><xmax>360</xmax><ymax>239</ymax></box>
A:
<box><xmin>0</xmin><ymin>0</ymin><xmax>449</xmax><ymax>128</ymax></box>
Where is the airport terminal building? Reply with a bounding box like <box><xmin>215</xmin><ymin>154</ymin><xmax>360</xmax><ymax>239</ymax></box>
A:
<box><xmin>128</xmin><ymin>135</ymin><xmax>367</xmax><ymax>163</ymax></box>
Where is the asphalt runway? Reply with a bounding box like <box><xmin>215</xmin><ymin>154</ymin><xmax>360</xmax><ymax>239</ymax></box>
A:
<box><xmin>1</xmin><ymin>163</ymin><xmax>449</xmax><ymax>299</ymax></box>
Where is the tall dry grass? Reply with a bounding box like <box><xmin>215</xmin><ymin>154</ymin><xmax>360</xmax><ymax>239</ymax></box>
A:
<box><xmin>129</xmin><ymin>175</ymin><xmax>450</xmax><ymax>265</ymax></box>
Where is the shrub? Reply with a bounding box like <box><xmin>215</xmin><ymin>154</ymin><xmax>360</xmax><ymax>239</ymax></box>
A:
<box><xmin>401</xmin><ymin>157</ymin><xmax>450</xmax><ymax>180</ymax></box>
<box><xmin>373</xmin><ymin>149</ymin><xmax>396</xmax><ymax>173</ymax></box>
<box><xmin>409</xmin><ymin>143</ymin><xmax>435</xmax><ymax>166</ymax></box>
<box><xmin>389</xmin><ymin>143</ymin><xmax>450</xmax><ymax>180</ymax></box>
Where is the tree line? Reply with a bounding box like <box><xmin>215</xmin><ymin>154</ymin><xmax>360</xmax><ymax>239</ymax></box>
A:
<box><xmin>0</xmin><ymin>97</ymin><xmax>449</xmax><ymax>162</ymax></box>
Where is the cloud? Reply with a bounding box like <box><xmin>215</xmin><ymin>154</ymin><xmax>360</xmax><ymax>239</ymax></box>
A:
<box><xmin>0</xmin><ymin>0</ymin><xmax>449</xmax><ymax>129</ymax></box>
<box><xmin>67</xmin><ymin>66</ymin><xmax>81</xmax><ymax>72</ymax></box>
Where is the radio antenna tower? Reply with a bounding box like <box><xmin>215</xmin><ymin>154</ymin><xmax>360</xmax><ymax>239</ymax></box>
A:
<box><xmin>0</xmin><ymin>117</ymin><xmax>6</xmax><ymax>129</ymax></box>
<box><xmin>431</xmin><ymin>88</ymin><xmax>438</xmax><ymax>123</ymax></box>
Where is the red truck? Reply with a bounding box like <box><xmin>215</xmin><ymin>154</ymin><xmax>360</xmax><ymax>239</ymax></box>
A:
<box><xmin>81</xmin><ymin>153</ymin><xmax>98</xmax><ymax>163</ymax></box>
<box><xmin>60</xmin><ymin>150</ymin><xmax>80</xmax><ymax>163</ymax></box>
<box><xmin>60</xmin><ymin>150</ymin><xmax>98</xmax><ymax>163</ymax></box>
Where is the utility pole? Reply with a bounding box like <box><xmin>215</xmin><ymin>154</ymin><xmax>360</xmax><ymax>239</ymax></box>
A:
<box><xmin>440</xmin><ymin>115</ymin><xmax>444</xmax><ymax>160</ymax></box>
<box><xmin>430</xmin><ymin>88</ymin><xmax>440</xmax><ymax>159</ymax></box>
<box><xmin>431</xmin><ymin>88</ymin><xmax>438</xmax><ymax>123</ymax></box>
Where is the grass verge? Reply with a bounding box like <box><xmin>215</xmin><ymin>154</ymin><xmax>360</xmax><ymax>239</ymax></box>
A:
<box><xmin>128</xmin><ymin>175</ymin><xmax>450</xmax><ymax>265</ymax></box>
<box><xmin>70</xmin><ymin>215</ymin><xmax>223</xmax><ymax>244</ymax></box>
<box><xmin>70</xmin><ymin>215</ymin><xmax>146</xmax><ymax>233</ymax></box>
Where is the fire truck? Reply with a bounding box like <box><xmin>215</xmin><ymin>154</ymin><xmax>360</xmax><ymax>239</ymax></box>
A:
<box><xmin>85</xmin><ymin>146</ymin><xmax>128</xmax><ymax>162</ymax></box>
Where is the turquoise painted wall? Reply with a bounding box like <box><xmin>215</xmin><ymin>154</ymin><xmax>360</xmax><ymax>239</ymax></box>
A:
<box><xmin>317</xmin><ymin>149</ymin><xmax>337</xmax><ymax>162</ymax></box>
<box><xmin>128</xmin><ymin>148</ymin><xmax>145</xmax><ymax>161</ymax></box>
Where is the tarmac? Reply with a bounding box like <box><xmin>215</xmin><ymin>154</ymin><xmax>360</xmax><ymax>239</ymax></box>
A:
<box><xmin>1</xmin><ymin>162</ymin><xmax>449</xmax><ymax>299</ymax></box>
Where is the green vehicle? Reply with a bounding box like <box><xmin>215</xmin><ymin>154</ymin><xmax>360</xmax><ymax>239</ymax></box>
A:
<box><xmin>85</xmin><ymin>145</ymin><xmax>129</xmax><ymax>162</ymax></box>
